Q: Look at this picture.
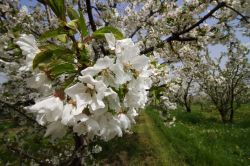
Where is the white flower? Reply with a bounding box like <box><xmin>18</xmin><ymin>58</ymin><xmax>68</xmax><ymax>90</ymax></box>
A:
<box><xmin>105</xmin><ymin>33</ymin><xmax>116</xmax><ymax>50</ymax></box>
<box><xmin>109</xmin><ymin>63</ymin><xmax>131</xmax><ymax>85</ymax></box>
<box><xmin>127</xmin><ymin>76</ymin><xmax>152</xmax><ymax>91</ymax></box>
<box><xmin>127</xmin><ymin>108</ymin><xmax>138</xmax><ymax>124</ymax></box>
<box><xmin>117</xmin><ymin>113</ymin><xmax>131</xmax><ymax>130</ymax></box>
<box><xmin>92</xmin><ymin>145</ymin><xmax>102</xmax><ymax>154</ymax></box>
<box><xmin>65</xmin><ymin>75</ymin><xmax>108</xmax><ymax>112</ymax></box>
<box><xmin>98</xmin><ymin>112</ymin><xmax>122</xmax><ymax>141</ymax></box>
<box><xmin>20</xmin><ymin>5</ymin><xmax>28</xmax><ymax>15</ymax></box>
<box><xmin>26</xmin><ymin>72</ymin><xmax>52</xmax><ymax>94</ymax></box>
<box><xmin>61</xmin><ymin>104</ymin><xmax>75</xmax><ymax>125</ymax></box>
<box><xmin>81</xmin><ymin>56</ymin><xmax>120</xmax><ymax>87</ymax></box>
<box><xmin>124</xmin><ymin>90</ymin><xmax>148</xmax><ymax>108</ymax></box>
<box><xmin>160</xmin><ymin>95</ymin><xmax>177</xmax><ymax>110</ymax></box>
<box><xmin>81</xmin><ymin>56</ymin><xmax>114</xmax><ymax>76</ymax></box>
<box><xmin>103</xmin><ymin>88</ymin><xmax>121</xmax><ymax>111</ymax></box>
<box><xmin>24</xmin><ymin>33</ymin><xmax>154</xmax><ymax>142</ymax></box>
<box><xmin>115</xmin><ymin>38</ymin><xmax>149</xmax><ymax>73</ymax></box>
<box><xmin>27</xmin><ymin>96</ymin><xmax>64</xmax><ymax>125</ymax></box>
<box><xmin>169</xmin><ymin>84</ymin><xmax>180</xmax><ymax>93</ymax></box>
<box><xmin>44</xmin><ymin>121</ymin><xmax>67</xmax><ymax>140</ymax></box>
<box><xmin>73</xmin><ymin>118</ymin><xmax>100</xmax><ymax>139</ymax></box>
<box><xmin>124</xmin><ymin>76</ymin><xmax>152</xmax><ymax>109</ymax></box>
<box><xmin>16</xmin><ymin>34</ymin><xmax>52</xmax><ymax>93</ymax></box>
<box><xmin>16</xmin><ymin>34</ymin><xmax>40</xmax><ymax>71</ymax></box>
<box><xmin>62</xmin><ymin>104</ymin><xmax>89</xmax><ymax>126</ymax></box>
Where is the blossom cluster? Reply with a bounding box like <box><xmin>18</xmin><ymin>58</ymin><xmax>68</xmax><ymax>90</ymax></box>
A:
<box><xmin>17</xmin><ymin>33</ymin><xmax>152</xmax><ymax>141</ymax></box>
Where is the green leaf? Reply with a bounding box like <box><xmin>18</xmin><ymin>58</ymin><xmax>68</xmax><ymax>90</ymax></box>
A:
<box><xmin>61</xmin><ymin>75</ymin><xmax>76</xmax><ymax>89</ymax></box>
<box><xmin>93</xmin><ymin>26</ymin><xmax>124</xmax><ymax>40</ymax></box>
<box><xmin>39</xmin><ymin>28</ymin><xmax>67</xmax><ymax>41</ymax></box>
<box><xmin>33</xmin><ymin>44</ymin><xmax>74</xmax><ymax>69</ymax></box>
<box><xmin>50</xmin><ymin>62</ymin><xmax>76</xmax><ymax>77</ymax></box>
<box><xmin>78</xmin><ymin>11</ymin><xmax>88</xmax><ymax>37</ymax></box>
<box><xmin>67</xmin><ymin>7</ymin><xmax>79</xmax><ymax>20</ymax></box>
<box><xmin>66</xmin><ymin>19</ymin><xmax>78</xmax><ymax>30</ymax></box>
<box><xmin>67</xmin><ymin>7</ymin><xmax>88</xmax><ymax>37</ymax></box>
<box><xmin>56</xmin><ymin>34</ymin><xmax>67</xmax><ymax>43</ymax></box>
<box><xmin>33</xmin><ymin>50</ymin><xmax>53</xmax><ymax>69</ymax></box>
<box><xmin>79</xmin><ymin>48</ymin><xmax>89</xmax><ymax>62</ymax></box>
<box><xmin>47</xmin><ymin>0</ymin><xmax>66</xmax><ymax>20</ymax></box>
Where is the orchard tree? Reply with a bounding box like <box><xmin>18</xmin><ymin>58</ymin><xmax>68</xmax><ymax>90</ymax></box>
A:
<box><xmin>0</xmin><ymin>0</ymin><xmax>249</xmax><ymax>165</ymax></box>
<box><xmin>196</xmin><ymin>41</ymin><xmax>249</xmax><ymax>123</ymax></box>
<box><xmin>172</xmin><ymin>63</ymin><xmax>198</xmax><ymax>113</ymax></box>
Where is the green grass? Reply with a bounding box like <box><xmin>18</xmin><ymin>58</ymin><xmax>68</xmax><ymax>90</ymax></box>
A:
<box><xmin>96</xmin><ymin>103</ymin><xmax>250</xmax><ymax>165</ymax></box>
<box><xmin>1</xmin><ymin>103</ymin><xmax>250</xmax><ymax>165</ymax></box>
<box><xmin>95</xmin><ymin>112</ymin><xmax>184</xmax><ymax>166</ymax></box>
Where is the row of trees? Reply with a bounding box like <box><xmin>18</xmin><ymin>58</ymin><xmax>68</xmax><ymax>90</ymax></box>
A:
<box><xmin>170</xmin><ymin>41</ymin><xmax>249</xmax><ymax>123</ymax></box>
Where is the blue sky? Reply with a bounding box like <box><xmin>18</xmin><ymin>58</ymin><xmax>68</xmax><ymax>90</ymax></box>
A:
<box><xmin>20</xmin><ymin>0</ymin><xmax>37</xmax><ymax>7</ymax></box>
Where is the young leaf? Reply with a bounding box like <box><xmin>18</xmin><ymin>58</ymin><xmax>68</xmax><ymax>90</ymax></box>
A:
<box><xmin>39</xmin><ymin>28</ymin><xmax>67</xmax><ymax>41</ymax></box>
<box><xmin>47</xmin><ymin>0</ymin><xmax>66</xmax><ymax>20</ymax></box>
<box><xmin>33</xmin><ymin>50</ymin><xmax>53</xmax><ymax>69</ymax></box>
<box><xmin>33</xmin><ymin>44</ymin><xmax>74</xmax><ymax>69</ymax></box>
<box><xmin>61</xmin><ymin>75</ymin><xmax>77</xmax><ymax>89</ymax></box>
<box><xmin>93</xmin><ymin>26</ymin><xmax>124</xmax><ymax>40</ymax></box>
<box><xmin>79</xmin><ymin>48</ymin><xmax>89</xmax><ymax>62</ymax></box>
<box><xmin>78</xmin><ymin>11</ymin><xmax>88</xmax><ymax>37</ymax></box>
<box><xmin>67</xmin><ymin>7</ymin><xmax>79</xmax><ymax>20</ymax></box>
<box><xmin>50</xmin><ymin>62</ymin><xmax>76</xmax><ymax>77</ymax></box>
<box><xmin>56</xmin><ymin>34</ymin><xmax>67</xmax><ymax>43</ymax></box>
<box><xmin>66</xmin><ymin>19</ymin><xmax>78</xmax><ymax>30</ymax></box>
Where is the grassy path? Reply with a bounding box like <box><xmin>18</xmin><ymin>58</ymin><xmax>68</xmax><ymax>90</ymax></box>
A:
<box><xmin>138</xmin><ymin>110</ymin><xmax>182</xmax><ymax>165</ymax></box>
<box><xmin>97</xmin><ymin>105</ymin><xmax>250</xmax><ymax>165</ymax></box>
<box><xmin>96</xmin><ymin>108</ymin><xmax>185</xmax><ymax>165</ymax></box>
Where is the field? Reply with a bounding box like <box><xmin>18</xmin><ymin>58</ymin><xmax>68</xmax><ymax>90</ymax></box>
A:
<box><xmin>1</xmin><ymin>104</ymin><xmax>250</xmax><ymax>165</ymax></box>
<box><xmin>96</xmin><ymin>104</ymin><xmax>250</xmax><ymax>166</ymax></box>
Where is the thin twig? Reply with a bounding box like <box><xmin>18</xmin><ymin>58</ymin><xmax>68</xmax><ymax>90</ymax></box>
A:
<box><xmin>86</xmin><ymin>0</ymin><xmax>96</xmax><ymax>31</ymax></box>
<box><xmin>0</xmin><ymin>99</ymin><xmax>45</xmax><ymax>129</ymax></box>
<box><xmin>224</xmin><ymin>4</ymin><xmax>250</xmax><ymax>23</ymax></box>
<box><xmin>129</xmin><ymin>2</ymin><xmax>164</xmax><ymax>38</ymax></box>
<box><xmin>140</xmin><ymin>2</ymin><xmax>226</xmax><ymax>54</ymax></box>
<box><xmin>45</xmin><ymin>4</ymin><xmax>52</xmax><ymax>27</ymax></box>
<box><xmin>7</xmin><ymin>144</ymin><xmax>51</xmax><ymax>165</ymax></box>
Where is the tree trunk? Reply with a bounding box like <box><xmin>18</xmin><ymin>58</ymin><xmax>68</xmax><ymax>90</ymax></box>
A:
<box><xmin>199</xmin><ymin>102</ymin><xmax>204</xmax><ymax>112</ymax></box>
<box><xmin>183</xmin><ymin>94</ymin><xmax>191</xmax><ymax>113</ymax></box>
<box><xmin>229</xmin><ymin>108</ymin><xmax>234</xmax><ymax>123</ymax></box>
<box><xmin>69</xmin><ymin>134</ymin><xmax>87</xmax><ymax>166</ymax></box>
<box><xmin>219</xmin><ymin>109</ymin><xmax>234</xmax><ymax>123</ymax></box>
<box><xmin>219</xmin><ymin>110</ymin><xmax>228</xmax><ymax>123</ymax></box>
<box><xmin>185</xmin><ymin>104</ymin><xmax>191</xmax><ymax>113</ymax></box>
<box><xmin>183</xmin><ymin>77</ymin><xmax>193</xmax><ymax>113</ymax></box>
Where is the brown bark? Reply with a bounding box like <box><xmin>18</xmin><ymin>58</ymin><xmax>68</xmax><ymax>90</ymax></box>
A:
<box><xmin>229</xmin><ymin>108</ymin><xmax>234</xmax><ymax>123</ymax></box>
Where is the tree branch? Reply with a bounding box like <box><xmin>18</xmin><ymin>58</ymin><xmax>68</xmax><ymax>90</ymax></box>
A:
<box><xmin>177</xmin><ymin>2</ymin><xmax>226</xmax><ymax>35</ymax></box>
<box><xmin>7</xmin><ymin>144</ymin><xmax>51</xmax><ymax>165</ymax></box>
<box><xmin>0</xmin><ymin>99</ymin><xmax>45</xmax><ymax>129</ymax></box>
<box><xmin>86</xmin><ymin>0</ymin><xmax>96</xmax><ymax>31</ymax></box>
<box><xmin>129</xmin><ymin>3</ymin><xmax>164</xmax><ymax>38</ymax></box>
<box><xmin>45</xmin><ymin>4</ymin><xmax>52</xmax><ymax>27</ymax></box>
<box><xmin>224</xmin><ymin>4</ymin><xmax>250</xmax><ymax>23</ymax></box>
<box><xmin>140</xmin><ymin>2</ymin><xmax>226</xmax><ymax>54</ymax></box>
<box><xmin>140</xmin><ymin>36</ymin><xmax>197</xmax><ymax>54</ymax></box>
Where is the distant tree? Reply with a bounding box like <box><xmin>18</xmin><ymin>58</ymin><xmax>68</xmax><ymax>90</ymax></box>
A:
<box><xmin>196</xmin><ymin>41</ymin><xmax>250</xmax><ymax>123</ymax></box>
<box><xmin>174</xmin><ymin>65</ymin><xmax>196</xmax><ymax>113</ymax></box>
